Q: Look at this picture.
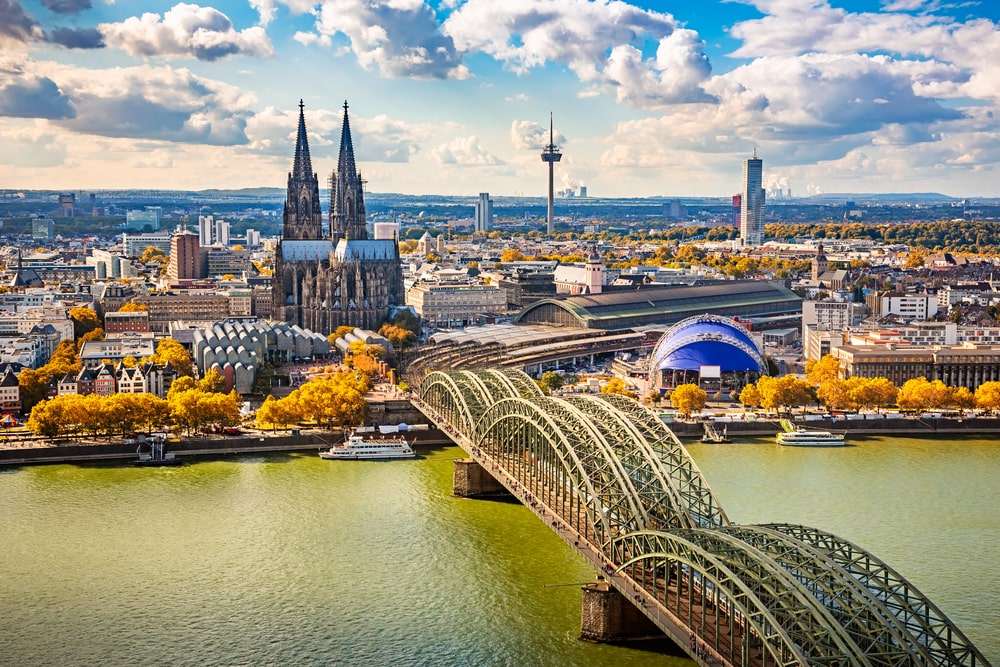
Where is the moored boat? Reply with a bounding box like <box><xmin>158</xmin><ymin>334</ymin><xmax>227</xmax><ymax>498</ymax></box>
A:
<box><xmin>776</xmin><ymin>428</ymin><xmax>846</xmax><ymax>447</ymax></box>
<box><xmin>319</xmin><ymin>431</ymin><xmax>415</xmax><ymax>460</ymax></box>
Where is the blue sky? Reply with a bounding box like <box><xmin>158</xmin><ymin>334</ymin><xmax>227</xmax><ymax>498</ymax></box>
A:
<box><xmin>2</xmin><ymin>0</ymin><xmax>999</xmax><ymax>198</ymax></box>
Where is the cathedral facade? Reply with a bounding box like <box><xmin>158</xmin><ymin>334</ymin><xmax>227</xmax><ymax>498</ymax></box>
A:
<box><xmin>272</xmin><ymin>101</ymin><xmax>404</xmax><ymax>335</ymax></box>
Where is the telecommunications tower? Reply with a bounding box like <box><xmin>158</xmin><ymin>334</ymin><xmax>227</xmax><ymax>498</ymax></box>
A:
<box><xmin>540</xmin><ymin>112</ymin><xmax>562</xmax><ymax>235</ymax></box>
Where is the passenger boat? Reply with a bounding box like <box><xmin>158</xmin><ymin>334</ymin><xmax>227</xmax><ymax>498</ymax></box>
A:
<box><xmin>776</xmin><ymin>428</ymin><xmax>846</xmax><ymax>447</ymax></box>
<box><xmin>319</xmin><ymin>432</ymin><xmax>416</xmax><ymax>460</ymax></box>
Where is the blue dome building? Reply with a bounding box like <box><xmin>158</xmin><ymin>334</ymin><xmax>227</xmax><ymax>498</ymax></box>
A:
<box><xmin>648</xmin><ymin>314</ymin><xmax>768</xmax><ymax>394</ymax></box>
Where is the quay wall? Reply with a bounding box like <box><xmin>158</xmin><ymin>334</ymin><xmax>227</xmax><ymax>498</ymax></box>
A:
<box><xmin>667</xmin><ymin>415</ymin><xmax>1000</xmax><ymax>438</ymax></box>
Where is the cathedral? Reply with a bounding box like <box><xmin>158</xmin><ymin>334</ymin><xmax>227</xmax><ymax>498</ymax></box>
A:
<box><xmin>272</xmin><ymin>101</ymin><xmax>404</xmax><ymax>335</ymax></box>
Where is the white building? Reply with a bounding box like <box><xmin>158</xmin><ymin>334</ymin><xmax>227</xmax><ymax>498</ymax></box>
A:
<box><xmin>373</xmin><ymin>221</ymin><xmax>399</xmax><ymax>241</ymax></box>
<box><xmin>474</xmin><ymin>193</ymin><xmax>493</xmax><ymax>233</ymax></box>
<box><xmin>553</xmin><ymin>251</ymin><xmax>604</xmax><ymax>295</ymax></box>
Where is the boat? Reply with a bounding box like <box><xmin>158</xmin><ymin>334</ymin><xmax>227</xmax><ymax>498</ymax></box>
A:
<box><xmin>319</xmin><ymin>431</ymin><xmax>415</xmax><ymax>460</ymax></box>
<box><xmin>135</xmin><ymin>438</ymin><xmax>183</xmax><ymax>466</ymax></box>
<box><xmin>776</xmin><ymin>428</ymin><xmax>846</xmax><ymax>447</ymax></box>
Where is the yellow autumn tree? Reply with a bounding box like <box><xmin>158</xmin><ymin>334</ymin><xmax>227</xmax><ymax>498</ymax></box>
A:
<box><xmin>669</xmin><ymin>383</ymin><xmax>707</xmax><ymax>416</ymax></box>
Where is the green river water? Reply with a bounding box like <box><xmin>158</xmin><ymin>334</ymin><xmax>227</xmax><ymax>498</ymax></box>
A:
<box><xmin>1</xmin><ymin>434</ymin><xmax>997</xmax><ymax>666</ymax></box>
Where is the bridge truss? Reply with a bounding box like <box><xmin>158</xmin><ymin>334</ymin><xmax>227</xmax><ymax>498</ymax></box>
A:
<box><xmin>418</xmin><ymin>369</ymin><xmax>989</xmax><ymax>667</ymax></box>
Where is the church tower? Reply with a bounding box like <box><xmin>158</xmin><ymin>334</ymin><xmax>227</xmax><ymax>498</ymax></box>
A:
<box><xmin>329</xmin><ymin>101</ymin><xmax>368</xmax><ymax>241</ymax></box>
<box><xmin>812</xmin><ymin>242</ymin><xmax>829</xmax><ymax>281</ymax></box>
<box><xmin>282</xmin><ymin>100</ymin><xmax>323</xmax><ymax>240</ymax></box>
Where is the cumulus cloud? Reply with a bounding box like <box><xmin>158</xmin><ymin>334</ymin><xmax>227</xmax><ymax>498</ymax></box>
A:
<box><xmin>41</xmin><ymin>0</ymin><xmax>91</xmax><ymax>14</ymax></box>
<box><xmin>431</xmin><ymin>135</ymin><xmax>503</xmax><ymax>165</ymax></box>
<box><xmin>0</xmin><ymin>0</ymin><xmax>44</xmax><ymax>43</ymax></box>
<box><xmin>47</xmin><ymin>26</ymin><xmax>104</xmax><ymax>49</ymax></box>
<box><xmin>313</xmin><ymin>0</ymin><xmax>468</xmax><ymax>79</ymax></box>
<box><xmin>23</xmin><ymin>62</ymin><xmax>258</xmax><ymax>145</ymax></box>
<box><xmin>100</xmin><ymin>3</ymin><xmax>275</xmax><ymax>61</ymax></box>
<box><xmin>443</xmin><ymin>0</ymin><xmax>712</xmax><ymax>106</ymax></box>
<box><xmin>0</xmin><ymin>75</ymin><xmax>75</xmax><ymax>119</ymax></box>
<box><xmin>510</xmin><ymin>119</ymin><xmax>565</xmax><ymax>150</ymax></box>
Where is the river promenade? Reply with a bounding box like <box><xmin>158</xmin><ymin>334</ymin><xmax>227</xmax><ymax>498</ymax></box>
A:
<box><xmin>1</xmin><ymin>398</ymin><xmax>998</xmax><ymax>466</ymax></box>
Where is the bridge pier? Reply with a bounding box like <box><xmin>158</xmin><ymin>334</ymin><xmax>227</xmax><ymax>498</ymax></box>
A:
<box><xmin>580</xmin><ymin>581</ymin><xmax>661</xmax><ymax>643</ymax></box>
<box><xmin>453</xmin><ymin>458</ymin><xmax>509</xmax><ymax>497</ymax></box>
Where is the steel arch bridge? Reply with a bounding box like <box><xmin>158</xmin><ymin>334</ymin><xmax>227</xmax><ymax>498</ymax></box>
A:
<box><xmin>415</xmin><ymin>369</ymin><xmax>990</xmax><ymax>667</ymax></box>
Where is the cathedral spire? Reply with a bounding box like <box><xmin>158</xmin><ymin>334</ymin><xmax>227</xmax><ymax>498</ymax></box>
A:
<box><xmin>330</xmin><ymin>100</ymin><xmax>367</xmax><ymax>240</ymax></box>
<box><xmin>337</xmin><ymin>100</ymin><xmax>358</xmax><ymax>181</ymax></box>
<box><xmin>292</xmin><ymin>99</ymin><xmax>313</xmax><ymax>180</ymax></box>
<box><xmin>282</xmin><ymin>100</ymin><xmax>322</xmax><ymax>240</ymax></box>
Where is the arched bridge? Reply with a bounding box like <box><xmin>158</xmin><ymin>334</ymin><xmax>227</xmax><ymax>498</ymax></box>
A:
<box><xmin>413</xmin><ymin>369</ymin><xmax>990</xmax><ymax>667</ymax></box>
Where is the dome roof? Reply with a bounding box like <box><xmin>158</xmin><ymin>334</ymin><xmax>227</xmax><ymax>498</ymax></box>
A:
<box><xmin>649</xmin><ymin>315</ymin><xmax>766</xmax><ymax>373</ymax></box>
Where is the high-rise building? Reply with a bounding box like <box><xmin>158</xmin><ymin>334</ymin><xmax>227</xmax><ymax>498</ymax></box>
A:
<box><xmin>731</xmin><ymin>194</ymin><xmax>742</xmax><ymax>228</ymax></box>
<box><xmin>739</xmin><ymin>150</ymin><xmax>765</xmax><ymax>247</ymax></box>
<box><xmin>168</xmin><ymin>230</ymin><xmax>203</xmax><ymax>281</ymax></box>
<box><xmin>198</xmin><ymin>215</ymin><xmax>214</xmax><ymax>246</ymax></box>
<box><xmin>214</xmin><ymin>219</ymin><xmax>230</xmax><ymax>246</ymax></box>
<box><xmin>474</xmin><ymin>193</ymin><xmax>493</xmax><ymax>233</ymax></box>
<box><xmin>58</xmin><ymin>193</ymin><xmax>75</xmax><ymax>217</ymax></box>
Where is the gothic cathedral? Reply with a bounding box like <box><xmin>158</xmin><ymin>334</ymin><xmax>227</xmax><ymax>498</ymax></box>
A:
<box><xmin>272</xmin><ymin>101</ymin><xmax>404</xmax><ymax>335</ymax></box>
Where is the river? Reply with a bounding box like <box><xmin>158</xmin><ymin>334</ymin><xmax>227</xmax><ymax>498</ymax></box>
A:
<box><xmin>0</xmin><ymin>434</ymin><xmax>997</xmax><ymax>666</ymax></box>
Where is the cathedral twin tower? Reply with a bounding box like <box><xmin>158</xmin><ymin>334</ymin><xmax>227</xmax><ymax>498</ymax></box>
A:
<box><xmin>272</xmin><ymin>101</ymin><xmax>403</xmax><ymax>335</ymax></box>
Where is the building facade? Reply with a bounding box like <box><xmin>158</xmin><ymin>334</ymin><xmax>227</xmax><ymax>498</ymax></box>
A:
<box><xmin>739</xmin><ymin>151</ymin><xmax>765</xmax><ymax>247</ymax></box>
<box><xmin>272</xmin><ymin>101</ymin><xmax>403</xmax><ymax>334</ymax></box>
<box><xmin>474</xmin><ymin>193</ymin><xmax>493</xmax><ymax>233</ymax></box>
<box><xmin>168</xmin><ymin>230</ymin><xmax>204</xmax><ymax>281</ymax></box>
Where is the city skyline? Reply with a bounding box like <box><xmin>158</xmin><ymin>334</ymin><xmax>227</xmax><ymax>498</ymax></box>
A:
<box><xmin>1</xmin><ymin>0</ymin><xmax>999</xmax><ymax>198</ymax></box>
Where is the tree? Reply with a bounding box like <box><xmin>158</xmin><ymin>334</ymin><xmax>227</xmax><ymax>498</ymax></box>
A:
<box><xmin>69</xmin><ymin>306</ymin><xmax>101</xmax><ymax>340</ymax></box>
<box><xmin>670</xmin><ymin>383</ymin><xmax>707</xmax><ymax>416</ymax></box>
<box><xmin>600</xmin><ymin>377</ymin><xmax>637</xmax><ymax>400</ymax></box>
<box><xmin>153</xmin><ymin>338</ymin><xmax>194</xmax><ymax>377</ymax></box>
<box><xmin>738</xmin><ymin>384</ymin><xmax>761</xmax><ymax>410</ymax></box>
<box><xmin>974</xmin><ymin>381</ymin><xmax>1000</xmax><ymax>413</ymax></box>
<box><xmin>538</xmin><ymin>371</ymin><xmax>564</xmax><ymax>394</ymax></box>
<box><xmin>952</xmin><ymin>386</ymin><xmax>974</xmax><ymax>410</ymax></box>
<box><xmin>140</xmin><ymin>246</ymin><xmax>166</xmax><ymax>264</ymax></box>
<box><xmin>846</xmin><ymin>377</ymin><xmax>898</xmax><ymax>412</ymax></box>
<box><xmin>805</xmin><ymin>355</ymin><xmax>841</xmax><ymax>386</ymax></box>
<box><xmin>500</xmin><ymin>248</ymin><xmax>526</xmax><ymax>263</ymax></box>
<box><xmin>118</xmin><ymin>301</ymin><xmax>148</xmax><ymax>312</ymax></box>
<box><xmin>757</xmin><ymin>375</ymin><xmax>812</xmax><ymax>412</ymax></box>
<box><xmin>197</xmin><ymin>367</ymin><xmax>226</xmax><ymax>393</ymax></box>
<box><xmin>898</xmin><ymin>377</ymin><xmax>952</xmax><ymax>411</ymax></box>
<box><xmin>77</xmin><ymin>327</ymin><xmax>105</xmax><ymax>351</ymax></box>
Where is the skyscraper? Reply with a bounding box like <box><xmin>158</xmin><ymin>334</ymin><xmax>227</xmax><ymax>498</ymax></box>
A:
<box><xmin>169</xmin><ymin>230</ymin><xmax>203</xmax><ymax>281</ymax></box>
<box><xmin>739</xmin><ymin>150</ymin><xmax>765</xmax><ymax>247</ymax></box>
<box><xmin>474</xmin><ymin>192</ymin><xmax>493</xmax><ymax>233</ymax></box>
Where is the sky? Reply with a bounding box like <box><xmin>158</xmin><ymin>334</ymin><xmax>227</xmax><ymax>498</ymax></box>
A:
<box><xmin>1</xmin><ymin>0</ymin><xmax>999</xmax><ymax>199</ymax></box>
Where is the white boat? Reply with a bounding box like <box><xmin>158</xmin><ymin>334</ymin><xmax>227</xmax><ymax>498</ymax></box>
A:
<box><xmin>319</xmin><ymin>432</ymin><xmax>415</xmax><ymax>460</ymax></box>
<box><xmin>776</xmin><ymin>428</ymin><xmax>846</xmax><ymax>447</ymax></box>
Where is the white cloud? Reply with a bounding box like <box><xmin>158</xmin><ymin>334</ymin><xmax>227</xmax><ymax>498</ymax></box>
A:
<box><xmin>443</xmin><ymin>0</ymin><xmax>713</xmax><ymax>107</ymax></box>
<box><xmin>310</xmin><ymin>0</ymin><xmax>469</xmax><ymax>79</ymax></box>
<box><xmin>431</xmin><ymin>135</ymin><xmax>503</xmax><ymax>165</ymax></box>
<box><xmin>26</xmin><ymin>61</ymin><xmax>258</xmax><ymax>145</ymax></box>
<box><xmin>510</xmin><ymin>119</ymin><xmax>565</xmax><ymax>150</ymax></box>
<box><xmin>0</xmin><ymin>123</ymin><xmax>67</xmax><ymax>167</ymax></box>
<box><xmin>100</xmin><ymin>3</ymin><xmax>275</xmax><ymax>61</ymax></box>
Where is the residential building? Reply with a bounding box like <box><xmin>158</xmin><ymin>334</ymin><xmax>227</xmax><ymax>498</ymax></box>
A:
<box><xmin>79</xmin><ymin>335</ymin><xmax>157</xmax><ymax>368</ymax></box>
<box><xmin>105</xmin><ymin>311</ymin><xmax>151</xmax><ymax>336</ymax></box>
<box><xmin>0</xmin><ymin>369</ymin><xmax>20</xmax><ymax>413</ymax></box>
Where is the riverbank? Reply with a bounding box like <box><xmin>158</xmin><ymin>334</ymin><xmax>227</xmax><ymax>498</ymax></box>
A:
<box><xmin>0</xmin><ymin>426</ymin><xmax>454</xmax><ymax>466</ymax></box>
<box><xmin>666</xmin><ymin>414</ymin><xmax>1000</xmax><ymax>438</ymax></box>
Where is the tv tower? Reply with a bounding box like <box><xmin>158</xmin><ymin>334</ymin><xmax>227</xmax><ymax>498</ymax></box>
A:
<box><xmin>540</xmin><ymin>112</ymin><xmax>562</xmax><ymax>235</ymax></box>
